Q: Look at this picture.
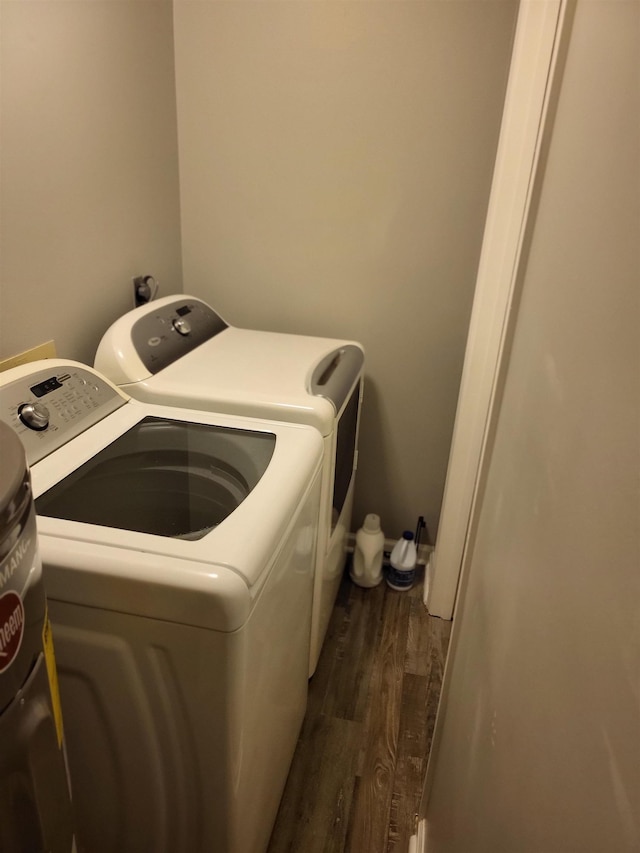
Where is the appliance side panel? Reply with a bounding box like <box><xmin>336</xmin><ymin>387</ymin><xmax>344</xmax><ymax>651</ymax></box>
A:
<box><xmin>232</xmin><ymin>465</ymin><xmax>320</xmax><ymax>852</ymax></box>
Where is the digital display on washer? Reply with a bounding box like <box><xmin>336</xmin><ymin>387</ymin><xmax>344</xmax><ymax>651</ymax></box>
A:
<box><xmin>30</xmin><ymin>376</ymin><xmax>64</xmax><ymax>397</ymax></box>
<box><xmin>36</xmin><ymin>417</ymin><xmax>276</xmax><ymax>540</ymax></box>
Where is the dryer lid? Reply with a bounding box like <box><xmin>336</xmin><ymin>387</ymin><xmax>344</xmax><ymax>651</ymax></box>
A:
<box><xmin>94</xmin><ymin>295</ymin><xmax>364</xmax><ymax>433</ymax></box>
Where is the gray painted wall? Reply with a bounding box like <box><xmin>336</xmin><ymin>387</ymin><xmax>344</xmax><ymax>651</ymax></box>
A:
<box><xmin>173</xmin><ymin>1</ymin><xmax>518</xmax><ymax>539</ymax></box>
<box><xmin>1</xmin><ymin>0</ymin><xmax>183</xmax><ymax>367</ymax></box>
<box><xmin>1</xmin><ymin>1</ymin><xmax>517</xmax><ymax>542</ymax></box>
<box><xmin>423</xmin><ymin>3</ymin><xmax>640</xmax><ymax>850</ymax></box>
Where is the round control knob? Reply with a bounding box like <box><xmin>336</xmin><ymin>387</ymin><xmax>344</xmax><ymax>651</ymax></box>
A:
<box><xmin>18</xmin><ymin>402</ymin><xmax>50</xmax><ymax>431</ymax></box>
<box><xmin>172</xmin><ymin>317</ymin><xmax>191</xmax><ymax>336</ymax></box>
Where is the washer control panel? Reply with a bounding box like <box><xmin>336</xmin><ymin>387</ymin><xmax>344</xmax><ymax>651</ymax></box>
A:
<box><xmin>131</xmin><ymin>299</ymin><xmax>228</xmax><ymax>374</ymax></box>
<box><xmin>0</xmin><ymin>366</ymin><xmax>126</xmax><ymax>465</ymax></box>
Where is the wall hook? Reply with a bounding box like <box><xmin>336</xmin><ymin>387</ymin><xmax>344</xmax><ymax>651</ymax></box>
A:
<box><xmin>132</xmin><ymin>275</ymin><xmax>159</xmax><ymax>308</ymax></box>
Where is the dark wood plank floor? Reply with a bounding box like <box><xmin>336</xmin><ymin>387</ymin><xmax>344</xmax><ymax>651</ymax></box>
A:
<box><xmin>268</xmin><ymin>564</ymin><xmax>452</xmax><ymax>853</ymax></box>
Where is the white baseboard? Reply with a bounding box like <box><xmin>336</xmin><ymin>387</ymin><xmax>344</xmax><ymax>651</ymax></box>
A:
<box><xmin>408</xmin><ymin>818</ymin><xmax>428</xmax><ymax>853</ymax></box>
<box><xmin>423</xmin><ymin>550</ymin><xmax>434</xmax><ymax>608</ymax></box>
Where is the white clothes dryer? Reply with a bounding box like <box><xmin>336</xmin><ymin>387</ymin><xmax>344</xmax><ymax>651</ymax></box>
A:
<box><xmin>0</xmin><ymin>360</ymin><xmax>323</xmax><ymax>853</ymax></box>
<box><xmin>95</xmin><ymin>295</ymin><xmax>364</xmax><ymax>676</ymax></box>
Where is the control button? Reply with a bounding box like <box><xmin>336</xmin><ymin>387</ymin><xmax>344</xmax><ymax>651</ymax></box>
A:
<box><xmin>172</xmin><ymin>317</ymin><xmax>191</xmax><ymax>336</ymax></box>
<box><xmin>18</xmin><ymin>402</ymin><xmax>50</xmax><ymax>431</ymax></box>
<box><xmin>148</xmin><ymin>336</ymin><xmax>162</xmax><ymax>347</ymax></box>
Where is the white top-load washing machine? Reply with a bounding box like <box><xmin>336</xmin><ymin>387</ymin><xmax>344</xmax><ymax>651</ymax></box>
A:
<box><xmin>0</xmin><ymin>359</ymin><xmax>323</xmax><ymax>853</ymax></box>
<box><xmin>95</xmin><ymin>295</ymin><xmax>364</xmax><ymax>676</ymax></box>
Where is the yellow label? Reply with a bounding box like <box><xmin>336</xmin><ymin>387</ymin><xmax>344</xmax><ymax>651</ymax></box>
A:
<box><xmin>0</xmin><ymin>340</ymin><xmax>57</xmax><ymax>373</ymax></box>
<box><xmin>42</xmin><ymin>608</ymin><xmax>64</xmax><ymax>747</ymax></box>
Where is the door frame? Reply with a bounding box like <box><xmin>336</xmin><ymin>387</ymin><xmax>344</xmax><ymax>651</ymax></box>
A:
<box><xmin>424</xmin><ymin>0</ymin><xmax>571</xmax><ymax>621</ymax></box>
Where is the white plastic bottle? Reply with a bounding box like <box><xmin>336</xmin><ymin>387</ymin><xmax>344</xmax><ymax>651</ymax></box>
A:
<box><xmin>386</xmin><ymin>530</ymin><xmax>417</xmax><ymax>591</ymax></box>
<box><xmin>350</xmin><ymin>514</ymin><xmax>385</xmax><ymax>588</ymax></box>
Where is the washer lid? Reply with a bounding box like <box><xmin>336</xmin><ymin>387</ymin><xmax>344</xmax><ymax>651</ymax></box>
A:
<box><xmin>30</xmin><ymin>400</ymin><xmax>323</xmax><ymax>594</ymax></box>
<box><xmin>35</xmin><ymin>416</ymin><xmax>276</xmax><ymax>541</ymax></box>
